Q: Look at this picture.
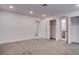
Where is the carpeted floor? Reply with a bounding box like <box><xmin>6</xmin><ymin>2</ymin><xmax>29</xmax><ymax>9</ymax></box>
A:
<box><xmin>0</xmin><ymin>38</ymin><xmax>79</xmax><ymax>55</ymax></box>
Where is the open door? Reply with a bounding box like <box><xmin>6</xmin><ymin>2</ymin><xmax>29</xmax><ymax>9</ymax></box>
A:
<box><xmin>50</xmin><ymin>20</ymin><xmax>56</xmax><ymax>40</ymax></box>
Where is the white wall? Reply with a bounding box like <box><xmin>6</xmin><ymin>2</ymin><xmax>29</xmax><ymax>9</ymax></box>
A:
<box><xmin>39</xmin><ymin>19</ymin><xmax>46</xmax><ymax>38</ymax></box>
<box><xmin>0</xmin><ymin>10</ymin><xmax>41</xmax><ymax>44</ymax></box>
<box><xmin>56</xmin><ymin>17</ymin><xmax>61</xmax><ymax>41</ymax></box>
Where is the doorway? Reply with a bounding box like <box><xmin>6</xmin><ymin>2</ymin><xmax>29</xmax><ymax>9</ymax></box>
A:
<box><xmin>71</xmin><ymin>16</ymin><xmax>79</xmax><ymax>43</ymax></box>
<box><xmin>50</xmin><ymin>20</ymin><xmax>56</xmax><ymax>40</ymax></box>
<box><xmin>60</xmin><ymin>16</ymin><xmax>68</xmax><ymax>43</ymax></box>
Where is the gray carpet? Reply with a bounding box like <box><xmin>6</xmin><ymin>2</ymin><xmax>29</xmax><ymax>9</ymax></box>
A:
<box><xmin>0</xmin><ymin>38</ymin><xmax>79</xmax><ymax>55</ymax></box>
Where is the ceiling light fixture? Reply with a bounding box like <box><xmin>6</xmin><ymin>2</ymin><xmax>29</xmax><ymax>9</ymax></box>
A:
<box><xmin>29</xmin><ymin>11</ymin><xmax>33</xmax><ymax>14</ymax></box>
<box><xmin>76</xmin><ymin>4</ymin><xmax>79</xmax><ymax>7</ymax></box>
<box><xmin>9</xmin><ymin>5</ymin><xmax>14</xmax><ymax>9</ymax></box>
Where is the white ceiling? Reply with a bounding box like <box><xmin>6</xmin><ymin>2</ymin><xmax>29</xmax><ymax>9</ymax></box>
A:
<box><xmin>0</xmin><ymin>4</ymin><xmax>79</xmax><ymax>18</ymax></box>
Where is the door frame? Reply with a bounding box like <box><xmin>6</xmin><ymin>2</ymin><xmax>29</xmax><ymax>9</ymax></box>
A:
<box><xmin>50</xmin><ymin>20</ymin><xmax>56</xmax><ymax>40</ymax></box>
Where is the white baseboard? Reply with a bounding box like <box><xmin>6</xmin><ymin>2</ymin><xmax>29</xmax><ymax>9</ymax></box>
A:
<box><xmin>0</xmin><ymin>37</ymin><xmax>40</xmax><ymax>44</ymax></box>
<box><xmin>68</xmin><ymin>41</ymin><xmax>72</xmax><ymax>44</ymax></box>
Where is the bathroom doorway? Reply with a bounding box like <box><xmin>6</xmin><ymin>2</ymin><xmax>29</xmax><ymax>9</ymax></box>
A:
<box><xmin>60</xmin><ymin>16</ymin><xmax>68</xmax><ymax>43</ymax></box>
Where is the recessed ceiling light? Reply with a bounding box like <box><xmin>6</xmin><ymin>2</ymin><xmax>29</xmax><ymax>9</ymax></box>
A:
<box><xmin>9</xmin><ymin>5</ymin><xmax>14</xmax><ymax>9</ymax></box>
<box><xmin>29</xmin><ymin>11</ymin><xmax>33</xmax><ymax>14</ymax></box>
<box><xmin>42</xmin><ymin>14</ymin><xmax>46</xmax><ymax>17</ymax></box>
<box><xmin>76</xmin><ymin>4</ymin><xmax>79</xmax><ymax>7</ymax></box>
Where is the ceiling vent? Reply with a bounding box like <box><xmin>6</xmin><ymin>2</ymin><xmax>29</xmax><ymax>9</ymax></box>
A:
<box><xmin>42</xmin><ymin>4</ymin><xmax>48</xmax><ymax>6</ymax></box>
